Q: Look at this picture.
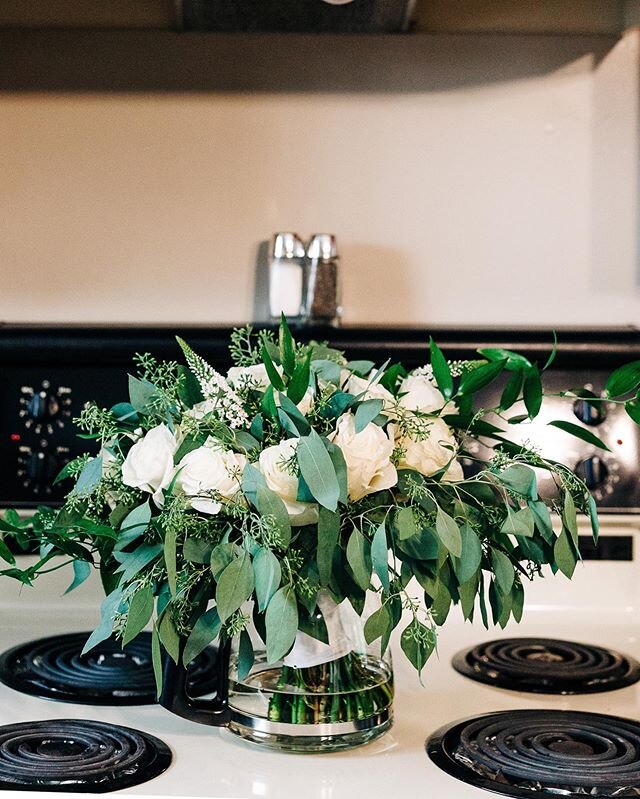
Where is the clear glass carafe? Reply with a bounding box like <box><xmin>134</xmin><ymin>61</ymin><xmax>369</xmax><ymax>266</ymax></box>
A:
<box><xmin>227</xmin><ymin>592</ymin><xmax>394</xmax><ymax>752</ymax></box>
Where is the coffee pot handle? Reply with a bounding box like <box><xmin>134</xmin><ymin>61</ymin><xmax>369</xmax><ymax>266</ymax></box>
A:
<box><xmin>158</xmin><ymin>638</ymin><xmax>232</xmax><ymax>726</ymax></box>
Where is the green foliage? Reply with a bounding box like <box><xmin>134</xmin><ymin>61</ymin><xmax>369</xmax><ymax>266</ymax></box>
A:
<box><xmin>4</xmin><ymin>318</ymin><xmax>632</xmax><ymax>685</ymax></box>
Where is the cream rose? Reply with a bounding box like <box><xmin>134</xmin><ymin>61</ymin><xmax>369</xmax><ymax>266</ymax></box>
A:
<box><xmin>394</xmin><ymin>418</ymin><xmax>463</xmax><ymax>481</ymax></box>
<box><xmin>398</xmin><ymin>373</ymin><xmax>446</xmax><ymax>413</ymax></box>
<box><xmin>329</xmin><ymin>414</ymin><xmax>397</xmax><ymax>501</ymax></box>
<box><xmin>258</xmin><ymin>438</ymin><xmax>318</xmax><ymax>526</ymax></box>
<box><xmin>121</xmin><ymin>424</ymin><xmax>177</xmax><ymax>506</ymax></box>
<box><xmin>226</xmin><ymin>363</ymin><xmax>274</xmax><ymax>391</ymax></box>
<box><xmin>176</xmin><ymin>440</ymin><xmax>247</xmax><ymax>515</ymax></box>
<box><xmin>343</xmin><ymin>370</ymin><xmax>395</xmax><ymax>411</ymax></box>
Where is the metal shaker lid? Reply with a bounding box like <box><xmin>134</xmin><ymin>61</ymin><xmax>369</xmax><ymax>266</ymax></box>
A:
<box><xmin>307</xmin><ymin>233</ymin><xmax>338</xmax><ymax>261</ymax></box>
<box><xmin>271</xmin><ymin>232</ymin><xmax>305</xmax><ymax>259</ymax></box>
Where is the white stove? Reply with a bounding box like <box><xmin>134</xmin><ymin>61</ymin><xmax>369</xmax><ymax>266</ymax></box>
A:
<box><xmin>0</xmin><ymin>518</ymin><xmax>638</xmax><ymax>799</ymax></box>
<box><xmin>2</xmin><ymin>325</ymin><xmax>640</xmax><ymax>798</ymax></box>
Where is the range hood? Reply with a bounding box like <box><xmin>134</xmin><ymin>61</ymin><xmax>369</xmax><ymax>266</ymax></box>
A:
<box><xmin>177</xmin><ymin>0</ymin><xmax>417</xmax><ymax>32</ymax></box>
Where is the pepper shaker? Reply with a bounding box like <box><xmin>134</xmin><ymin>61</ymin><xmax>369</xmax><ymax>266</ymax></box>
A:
<box><xmin>304</xmin><ymin>234</ymin><xmax>342</xmax><ymax>325</ymax></box>
<box><xmin>268</xmin><ymin>233</ymin><xmax>306</xmax><ymax>322</ymax></box>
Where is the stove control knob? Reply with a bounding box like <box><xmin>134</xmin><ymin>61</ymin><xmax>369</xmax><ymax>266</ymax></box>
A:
<box><xmin>574</xmin><ymin>456</ymin><xmax>609</xmax><ymax>490</ymax></box>
<box><xmin>24</xmin><ymin>451</ymin><xmax>60</xmax><ymax>490</ymax></box>
<box><xmin>572</xmin><ymin>392</ymin><xmax>607</xmax><ymax>426</ymax></box>
<box><xmin>25</xmin><ymin>391</ymin><xmax>60</xmax><ymax>420</ymax></box>
<box><xmin>20</xmin><ymin>383</ymin><xmax>72</xmax><ymax>434</ymax></box>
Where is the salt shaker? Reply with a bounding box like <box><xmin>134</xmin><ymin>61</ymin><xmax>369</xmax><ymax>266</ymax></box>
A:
<box><xmin>268</xmin><ymin>233</ymin><xmax>306</xmax><ymax>321</ymax></box>
<box><xmin>304</xmin><ymin>234</ymin><xmax>342</xmax><ymax>325</ymax></box>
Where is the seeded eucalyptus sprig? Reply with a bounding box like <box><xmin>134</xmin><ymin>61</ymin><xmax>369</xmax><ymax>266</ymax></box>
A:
<box><xmin>0</xmin><ymin>319</ymin><xmax>611</xmax><ymax>692</ymax></box>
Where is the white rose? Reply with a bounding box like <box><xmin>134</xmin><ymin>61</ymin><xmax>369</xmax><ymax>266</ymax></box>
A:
<box><xmin>295</xmin><ymin>388</ymin><xmax>314</xmax><ymax>416</ymax></box>
<box><xmin>329</xmin><ymin>414</ymin><xmax>397</xmax><ymax>502</ymax></box>
<box><xmin>121</xmin><ymin>424</ymin><xmax>177</xmax><ymax>507</ymax></box>
<box><xmin>394</xmin><ymin>418</ymin><xmax>463</xmax><ymax>481</ymax></box>
<box><xmin>398</xmin><ymin>373</ymin><xmax>445</xmax><ymax>413</ymax></box>
<box><xmin>227</xmin><ymin>364</ymin><xmax>274</xmax><ymax>391</ymax></box>
<box><xmin>343</xmin><ymin>370</ymin><xmax>395</xmax><ymax>411</ymax></box>
<box><xmin>176</xmin><ymin>440</ymin><xmax>247</xmax><ymax>515</ymax></box>
<box><xmin>258</xmin><ymin>438</ymin><xmax>318</xmax><ymax>526</ymax></box>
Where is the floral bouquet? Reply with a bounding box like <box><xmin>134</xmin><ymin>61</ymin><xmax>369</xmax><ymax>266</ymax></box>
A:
<box><xmin>0</xmin><ymin>319</ymin><xmax>611</xmax><ymax>746</ymax></box>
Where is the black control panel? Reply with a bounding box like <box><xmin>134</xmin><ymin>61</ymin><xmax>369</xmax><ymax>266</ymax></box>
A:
<box><xmin>1</xmin><ymin>324</ymin><xmax>639</xmax><ymax>511</ymax></box>
<box><xmin>0</xmin><ymin>367</ymin><xmax>126</xmax><ymax>504</ymax></box>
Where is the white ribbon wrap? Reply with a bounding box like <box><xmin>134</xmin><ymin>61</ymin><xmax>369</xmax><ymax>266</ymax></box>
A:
<box><xmin>283</xmin><ymin>591</ymin><xmax>363</xmax><ymax>668</ymax></box>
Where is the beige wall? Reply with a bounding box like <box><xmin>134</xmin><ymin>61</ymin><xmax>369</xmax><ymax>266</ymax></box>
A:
<box><xmin>1</xmin><ymin>32</ymin><xmax>639</xmax><ymax>327</ymax></box>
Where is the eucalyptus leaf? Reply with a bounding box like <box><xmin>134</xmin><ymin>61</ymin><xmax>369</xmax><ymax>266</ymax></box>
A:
<box><xmin>354</xmin><ymin>399</ymin><xmax>384</xmax><ymax>433</ymax></box>
<box><xmin>241</xmin><ymin>463</ymin><xmax>267</xmax><ymax>506</ymax></box>
<box><xmin>530</xmin><ymin>500</ymin><xmax>554</xmax><ymax>542</ymax></box>
<box><xmin>71</xmin><ymin>456</ymin><xmax>103</xmax><ymax>498</ymax></box>
<box><xmin>114</xmin><ymin>543</ymin><xmax>162</xmax><ymax>583</ymax></box>
<box><xmin>452</xmin><ymin>524</ymin><xmax>482</xmax><ymax>584</ymax></box>
<box><xmin>435</xmin><ymin>507</ymin><xmax>462</xmax><ymax>558</ymax></box>
<box><xmin>346</xmin><ymin>529</ymin><xmax>372</xmax><ymax>590</ymax></box>
<box><xmin>312</xmin><ymin>359</ymin><xmax>342</xmax><ymax>385</ymax></box>
<box><xmin>501</xmin><ymin>506</ymin><xmax>535</xmax><ymax>538</ymax></box>
<box><xmin>364</xmin><ymin>602</ymin><xmax>392</xmax><ymax>646</ymax></box>
<box><xmin>317</xmin><ymin>506</ymin><xmax>340</xmax><ymax>587</ymax></box>
<box><xmin>563</xmin><ymin>492</ymin><xmax>579</xmax><ymax>547</ymax></box>
<box><xmin>216</xmin><ymin>552</ymin><xmax>254</xmax><ymax>622</ymax></box>
<box><xmin>256</xmin><ymin>484</ymin><xmax>291</xmax><ymax>550</ymax></box>
<box><xmin>554</xmin><ymin>529</ymin><xmax>577</xmax><ymax>578</ymax></box>
<box><xmin>183</xmin><ymin>607</ymin><xmax>221</xmax><ymax>666</ymax></box>
<box><xmin>400</xmin><ymin>618</ymin><xmax>435</xmax><ymax>674</ymax></box>
<box><xmin>253</xmin><ymin>547</ymin><xmax>282</xmax><ymax>612</ymax></box>
<box><xmin>265</xmin><ymin>585</ymin><xmax>298</xmax><ymax>663</ymax></box>
<box><xmin>128</xmin><ymin>374</ymin><xmax>158</xmax><ymax>413</ymax></box>
<box><xmin>237</xmin><ymin>628</ymin><xmax>255</xmax><ymax>682</ymax></box>
<box><xmin>164</xmin><ymin>527</ymin><xmax>177</xmax><ymax>596</ymax></box>
<box><xmin>152</xmin><ymin>625</ymin><xmax>163</xmax><ymax>698</ymax></box>
<box><xmin>395</xmin><ymin>507</ymin><xmax>418</xmax><ymax>541</ymax></box>
<box><xmin>64</xmin><ymin>559</ymin><xmax>92</xmax><ymax>595</ymax></box>
<box><xmin>499</xmin><ymin>464</ymin><xmax>537</xmax><ymax>499</ymax></box>
<box><xmin>491</xmin><ymin>549</ymin><xmax>515</xmax><ymax>594</ymax></box>
<box><xmin>82</xmin><ymin>587</ymin><xmax>124</xmax><ymax>654</ymax></box>
<box><xmin>297</xmin><ymin>430</ymin><xmax>339</xmax><ymax>512</ymax></box>
<box><xmin>210</xmin><ymin>542</ymin><xmax>242</xmax><ymax>580</ymax></box>
<box><xmin>115</xmin><ymin>501</ymin><xmax>151</xmax><ymax>552</ymax></box>
<box><xmin>158</xmin><ymin>611</ymin><xmax>181</xmax><ymax>664</ymax></box>
<box><xmin>371</xmin><ymin>522</ymin><xmax>390</xmax><ymax>592</ymax></box>
<box><xmin>123</xmin><ymin>583</ymin><xmax>154</xmax><ymax>645</ymax></box>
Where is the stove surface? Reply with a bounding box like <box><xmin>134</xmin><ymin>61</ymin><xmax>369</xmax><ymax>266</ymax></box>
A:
<box><xmin>0</xmin><ymin>520</ymin><xmax>638</xmax><ymax>798</ymax></box>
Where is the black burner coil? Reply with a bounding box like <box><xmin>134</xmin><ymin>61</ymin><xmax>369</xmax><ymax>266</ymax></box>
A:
<box><xmin>452</xmin><ymin>637</ymin><xmax>640</xmax><ymax>694</ymax></box>
<box><xmin>0</xmin><ymin>632</ymin><xmax>216</xmax><ymax>705</ymax></box>
<box><xmin>428</xmin><ymin>709</ymin><xmax>640</xmax><ymax>798</ymax></box>
<box><xmin>0</xmin><ymin>718</ymin><xmax>171</xmax><ymax>792</ymax></box>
